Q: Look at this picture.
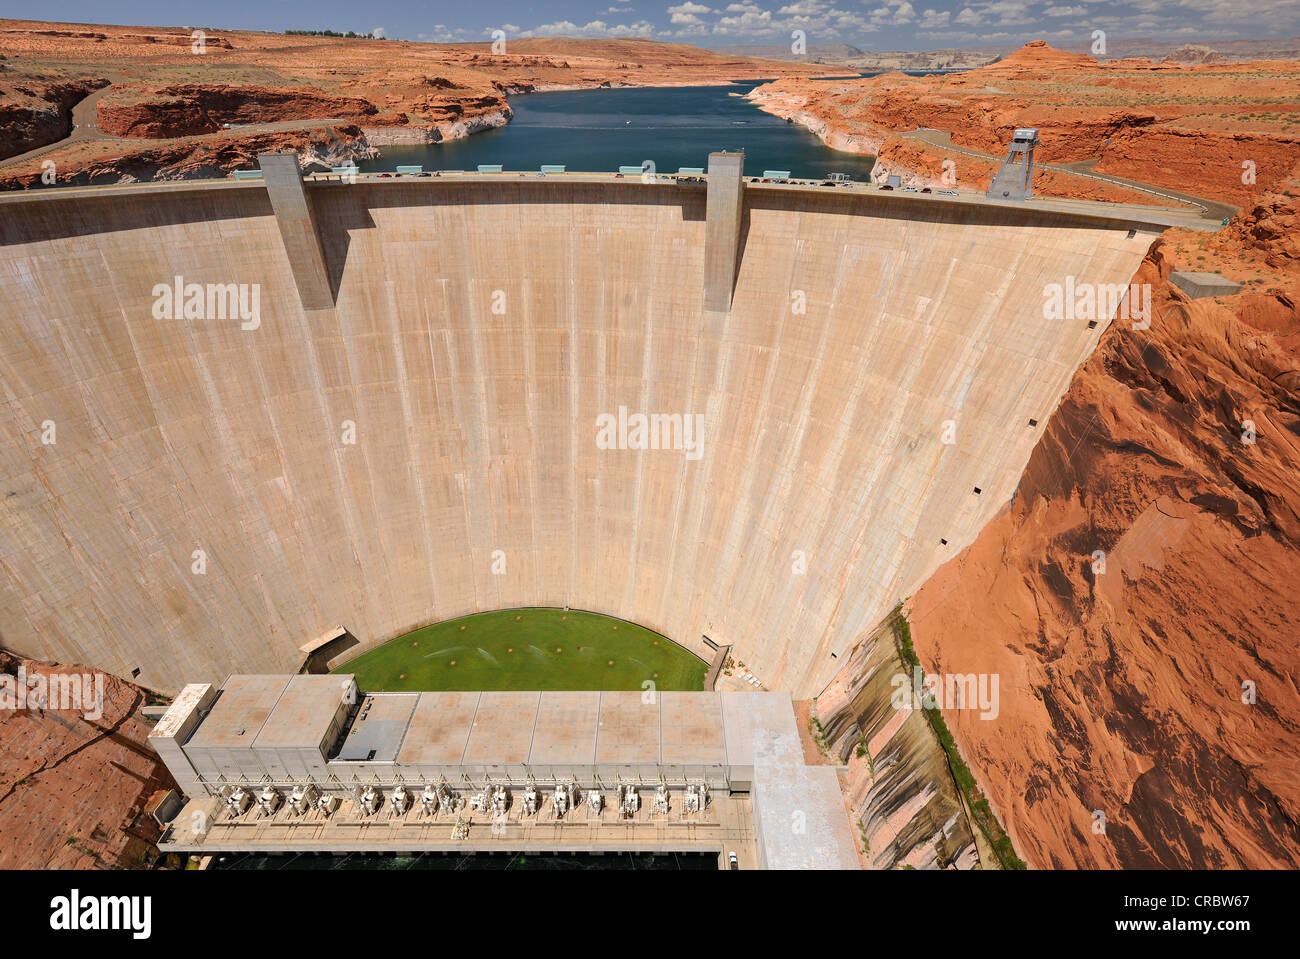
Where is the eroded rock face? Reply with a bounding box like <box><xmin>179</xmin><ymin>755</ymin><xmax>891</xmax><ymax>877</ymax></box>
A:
<box><xmin>984</xmin><ymin>39</ymin><xmax>1103</xmax><ymax>74</ymax></box>
<box><xmin>0</xmin><ymin>652</ymin><xmax>177</xmax><ymax>869</ymax></box>
<box><xmin>96</xmin><ymin>84</ymin><xmax>383</xmax><ymax>138</ymax></box>
<box><xmin>0</xmin><ymin>75</ymin><xmax>107</xmax><ymax>160</ymax></box>
<box><xmin>1095</xmin><ymin>126</ymin><xmax>1300</xmax><ymax>209</ymax></box>
<box><xmin>1209</xmin><ymin>191</ymin><xmax>1300</xmax><ymax>270</ymax></box>
<box><xmin>1163</xmin><ymin>45</ymin><xmax>1226</xmax><ymax>65</ymax></box>
<box><xmin>907</xmin><ymin>180</ymin><xmax>1300</xmax><ymax>868</ymax></box>
<box><xmin>0</xmin><ymin>124</ymin><xmax>377</xmax><ymax>189</ymax></box>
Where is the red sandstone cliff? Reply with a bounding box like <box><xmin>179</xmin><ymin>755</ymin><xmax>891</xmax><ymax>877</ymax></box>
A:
<box><xmin>0</xmin><ymin>651</ymin><xmax>177</xmax><ymax>869</ymax></box>
<box><xmin>0</xmin><ymin>71</ymin><xmax>107</xmax><ymax>159</ymax></box>
<box><xmin>96</xmin><ymin>83</ymin><xmax>386</xmax><ymax>138</ymax></box>
<box><xmin>0</xmin><ymin>123</ymin><xmax>376</xmax><ymax>189</ymax></box>
<box><xmin>907</xmin><ymin>173</ymin><xmax>1300</xmax><ymax>868</ymax></box>
<box><xmin>984</xmin><ymin>39</ymin><xmax>1100</xmax><ymax>74</ymax></box>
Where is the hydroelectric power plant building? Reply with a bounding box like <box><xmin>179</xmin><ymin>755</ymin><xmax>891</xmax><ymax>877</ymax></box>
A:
<box><xmin>149</xmin><ymin>675</ymin><xmax>863</xmax><ymax>869</ymax></box>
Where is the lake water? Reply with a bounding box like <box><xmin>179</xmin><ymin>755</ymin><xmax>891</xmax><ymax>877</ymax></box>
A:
<box><xmin>359</xmin><ymin>83</ymin><xmax>875</xmax><ymax>180</ymax></box>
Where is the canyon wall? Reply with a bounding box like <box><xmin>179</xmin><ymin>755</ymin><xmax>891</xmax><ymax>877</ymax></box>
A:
<box><xmin>908</xmin><ymin>186</ymin><xmax>1300</xmax><ymax>868</ymax></box>
<box><xmin>0</xmin><ymin>72</ymin><xmax>106</xmax><ymax>160</ymax></box>
<box><xmin>0</xmin><ymin>125</ymin><xmax>377</xmax><ymax>190</ymax></box>
<box><xmin>865</xmin><ymin>137</ymin><xmax>1171</xmax><ymax>206</ymax></box>
<box><xmin>0</xmin><ymin>652</ymin><xmax>177</xmax><ymax>868</ymax></box>
<box><xmin>95</xmin><ymin>84</ymin><xmax>385</xmax><ymax>138</ymax></box>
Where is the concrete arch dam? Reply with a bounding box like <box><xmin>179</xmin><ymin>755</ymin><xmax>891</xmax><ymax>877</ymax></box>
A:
<box><xmin>0</xmin><ymin>174</ymin><xmax>1157</xmax><ymax>695</ymax></box>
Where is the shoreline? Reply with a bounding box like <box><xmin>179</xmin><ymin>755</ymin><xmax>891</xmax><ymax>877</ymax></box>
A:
<box><xmin>365</xmin><ymin>78</ymin><xmax>781</xmax><ymax>152</ymax></box>
<box><xmin>358</xmin><ymin>82</ymin><xmax>882</xmax><ymax>177</ymax></box>
<box><xmin>743</xmin><ymin>86</ymin><xmax>882</xmax><ymax>157</ymax></box>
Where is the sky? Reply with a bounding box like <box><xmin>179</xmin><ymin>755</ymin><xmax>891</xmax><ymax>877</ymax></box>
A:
<box><xmin>12</xmin><ymin>0</ymin><xmax>1299</xmax><ymax>52</ymax></box>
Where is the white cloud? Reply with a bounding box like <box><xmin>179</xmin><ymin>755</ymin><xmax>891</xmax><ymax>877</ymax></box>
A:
<box><xmin>870</xmin><ymin>1</ymin><xmax>916</xmax><ymax>24</ymax></box>
<box><xmin>527</xmin><ymin>18</ymin><xmax>658</xmax><ymax>37</ymax></box>
<box><xmin>418</xmin><ymin>25</ymin><xmax>459</xmax><ymax>42</ymax></box>
<box><xmin>530</xmin><ymin>20</ymin><xmax>579</xmax><ymax>34</ymax></box>
<box><xmin>504</xmin><ymin>0</ymin><xmax>1295</xmax><ymax>46</ymax></box>
<box><xmin>778</xmin><ymin>1</ymin><xmax>828</xmax><ymax>14</ymax></box>
<box><xmin>950</xmin><ymin>0</ymin><xmax>1035</xmax><ymax>26</ymax></box>
<box><xmin>714</xmin><ymin>8</ymin><xmax>775</xmax><ymax>31</ymax></box>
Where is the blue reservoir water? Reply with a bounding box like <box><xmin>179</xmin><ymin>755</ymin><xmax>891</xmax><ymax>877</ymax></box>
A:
<box><xmin>358</xmin><ymin>83</ymin><xmax>876</xmax><ymax>180</ymax></box>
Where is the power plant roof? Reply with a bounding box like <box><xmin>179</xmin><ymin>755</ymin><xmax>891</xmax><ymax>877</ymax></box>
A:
<box><xmin>184</xmin><ymin>675</ymin><xmax>291</xmax><ymax>749</ymax></box>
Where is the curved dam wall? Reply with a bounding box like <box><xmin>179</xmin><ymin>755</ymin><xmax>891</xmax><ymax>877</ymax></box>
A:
<box><xmin>0</xmin><ymin>179</ymin><xmax>1153</xmax><ymax>695</ymax></box>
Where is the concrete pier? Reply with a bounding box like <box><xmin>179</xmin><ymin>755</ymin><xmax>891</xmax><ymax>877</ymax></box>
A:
<box><xmin>258</xmin><ymin>151</ymin><xmax>335</xmax><ymax>311</ymax></box>
<box><xmin>1170</xmin><ymin>271</ymin><xmax>1244</xmax><ymax>298</ymax></box>
<box><xmin>703</xmin><ymin>151</ymin><xmax>745</xmax><ymax>312</ymax></box>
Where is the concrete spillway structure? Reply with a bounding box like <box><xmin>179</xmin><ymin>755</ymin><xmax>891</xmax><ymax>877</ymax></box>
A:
<box><xmin>0</xmin><ymin>173</ymin><xmax>1158</xmax><ymax>696</ymax></box>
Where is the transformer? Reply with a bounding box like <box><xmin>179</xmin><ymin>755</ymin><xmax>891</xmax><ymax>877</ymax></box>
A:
<box><xmin>256</xmin><ymin>784</ymin><xmax>282</xmax><ymax>817</ymax></box>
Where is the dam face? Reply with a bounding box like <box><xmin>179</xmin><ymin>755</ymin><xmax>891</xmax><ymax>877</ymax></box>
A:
<box><xmin>0</xmin><ymin>178</ymin><xmax>1153</xmax><ymax>695</ymax></box>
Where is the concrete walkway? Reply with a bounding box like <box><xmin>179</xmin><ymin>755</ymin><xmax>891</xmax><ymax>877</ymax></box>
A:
<box><xmin>0</xmin><ymin>167</ymin><xmax>1222</xmax><ymax>233</ymax></box>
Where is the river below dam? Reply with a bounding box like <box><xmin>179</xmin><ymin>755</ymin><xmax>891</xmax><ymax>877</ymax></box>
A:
<box><xmin>359</xmin><ymin>84</ymin><xmax>876</xmax><ymax>180</ymax></box>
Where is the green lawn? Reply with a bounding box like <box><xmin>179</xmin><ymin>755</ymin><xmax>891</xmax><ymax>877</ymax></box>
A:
<box><xmin>333</xmin><ymin>609</ymin><xmax>708</xmax><ymax>692</ymax></box>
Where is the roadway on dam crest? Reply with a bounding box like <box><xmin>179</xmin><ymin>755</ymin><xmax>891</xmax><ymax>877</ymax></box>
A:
<box><xmin>0</xmin><ymin>168</ymin><xmax>1221</xmax><ymax>233</ymax></box>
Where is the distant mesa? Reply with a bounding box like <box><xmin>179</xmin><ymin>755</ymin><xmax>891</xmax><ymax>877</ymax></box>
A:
<box><xmin>1162</xmin><ymin>44</ymin><xmax>1226</xmax><ymax>65</ymax></box>
<box><xmin>985</xmin><ymin>40</ymin><xmax>1100</xmax><ymax>73</ymax></box>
